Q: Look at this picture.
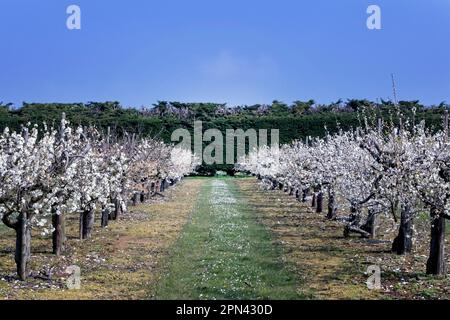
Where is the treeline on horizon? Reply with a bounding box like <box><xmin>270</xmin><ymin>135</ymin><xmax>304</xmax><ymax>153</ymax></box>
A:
<box><xmin>0</xmin><ymin>99</ymin><xmax>448</xmax><ymax>174</ymax></box>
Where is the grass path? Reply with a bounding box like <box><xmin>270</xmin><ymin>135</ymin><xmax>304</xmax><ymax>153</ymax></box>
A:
<box><xmin>155</xmin><ymin>178</ymin><xmax>302</xmax><ymax>299</ymax></box>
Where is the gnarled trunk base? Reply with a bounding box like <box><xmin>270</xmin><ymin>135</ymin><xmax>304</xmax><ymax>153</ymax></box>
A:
<box><xmin>327</xmin><ymin>191</ymin><xmax>337</xmax><ymax>220</ymax></box>
<box><xmin>392</xmin><ymin>205</ymin><xmax>413</xmax><ymax>255</ymax></box>
<box><xmin>80</xmin><ymin>209</ymin><xmax>95</xmax><ymax>240</ymax></box>
<box><xmin>15</xmin><ymin>213</ymin><xmax>31</xmax><ymax>280</ymax></box>
<box><xmin>302</xmin><ymin>189</ymin><xmax>308</xmax><ymax>202</ymax></box>
<box><xmin>361</xmin><ymin>209</ymin><xmax>377</xmax><ymax>239</ymax></box>
<box><xmin>52</xmin><ymin>213</ymin><xmax>65</xmax><ymax>255</ymax></box>
<box><xmin>343</xmin><ymin>205</ymin><xmax>370</xmax><ymax>238</ymax></box>
<box><xmin>101</xmin><ymin>207</ymin><xmax>109</xmax><ymax>228</ymax></box>
<box><xmin>132</xmin><ymin>193</ymin><xmax>139</xmax><ymax>206</ymax></box>
<box><xmin>316</xmin><ymin>192</ymin><xmax>323</xmax><ymax>213</ymax></box>
<box><xmin>110</xmin><ymin>198</ymin><xmax>122</xmax><ymax>221</ymax></box>
<box><xmin>426</xmin><ymin>211</ymin><xmax>447</xmax><ymax>275</ymax></box>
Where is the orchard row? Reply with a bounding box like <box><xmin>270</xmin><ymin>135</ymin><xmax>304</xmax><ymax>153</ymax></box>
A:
<box><xmin>238</xmin><ymin>115</ymin><xmax>450</xmax><ymax>276</ymax></box>
<box><xmin>0</xmin><ymin>115</ymin><xmax>199</xmax><ymax>280</ymax></box>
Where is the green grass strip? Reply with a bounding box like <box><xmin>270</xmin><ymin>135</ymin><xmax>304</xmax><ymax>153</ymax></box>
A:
<box><xmin>156</xmin><ymin>178</ymin><xmax>302</xmax><ymax>300</ymax></box>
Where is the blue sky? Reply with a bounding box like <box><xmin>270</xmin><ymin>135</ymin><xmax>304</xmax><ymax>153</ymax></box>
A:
<box><xmin>0</xmin><ymin>0</ymin><xmax>449</xmax><ymax>108</ymax></box>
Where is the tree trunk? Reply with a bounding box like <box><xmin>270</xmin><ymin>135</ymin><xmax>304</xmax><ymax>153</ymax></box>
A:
<box><xmin>344</xmin><ymin>204</ymin><xmax>361</xmax><ymax>238</ymax></box>
<box><xmin>113</xmin><ymin>198</ymin><xmax>122</xmax><ymax>220</ymax></box>
<box><xmin>146</xmin><ymin>184</ymin><xmax>152</xmax><ymax>199</ymax></box>
<box><xmin>361</xmin><ymin>209</ymin><xmax>377</xmax><ymax>239</ymax></box>
<box><xmin>150</xmin><ymin>182</ymin><xmax>155</xmax><ymax>194</ymax></box>
<box><xmin>108</xmin><ymin>208</ymin><xmax>116</xmax><ymax>220</ymax></box>
<box><xmin>15</xmin><ymin>212</ymin><xmax>31</xmax><ymax>280</ymax></box>
<box><xmin>426</xmin><ymin>209</ymin><xmax>447</xmax><ymax>275</ymax></box>
<box><xmin>316</xmin><ymin>192</ymin><xmax>323</xmax><ymax>213</ymax></box>
<box><xmin>302</xmin><ymin>189</ymin><xmax>308</xmax><ymax>202</ymax></box>
<box><xmin>80</xmin><ymin>209</ymin><xmax>95</xmax><ymax>240</ymax></box>
<box><xmin>311</xmin><ymin>194</ymin><xmax>316</xmax><ymax>208</ymax></box>
<box><xmin>101</xmin><ymin>207</ymin><xmax>109</xmax><ymax>228</ymax></box>
<box><xmin>327</xmin><ymin>190</ymin><xmax>337</xmax><ymax>219</ymax></box>
<box><xmin>52</xmin><ymin>212</ymin><xmax>65</xmax><ymax>255</ymax></box>
<box><xmin>157</xmin><ymin>180</ymin><xmax>162</xmax><ymax>193</ymax></box>
<box><xmin>392</xmin><ymin>204</ymin><xmax>413</xmax><ymax>255</ymax></box>
<box><xmin>132</xmin><ymin>192</ymin><xmax>139</xmax><ymax>206</ymax></box>
<box><xmin>271</xmin><ymin>179</ymin><xmax>277</xmax><ymax>190</ymax></box>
